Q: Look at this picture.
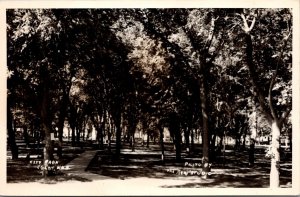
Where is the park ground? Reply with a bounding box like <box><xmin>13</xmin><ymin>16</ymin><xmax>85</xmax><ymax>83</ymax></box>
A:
<box><xmin>7</xmin><ymin>142</ymin><xmax>292</xmax><ymax>188</ymax></box>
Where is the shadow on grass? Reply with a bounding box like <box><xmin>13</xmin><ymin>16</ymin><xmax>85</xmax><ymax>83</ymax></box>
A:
<box><xmin>7</xmin><ymin>159</ymin><xmax>91</xmax><ymax>184</ymax></box>
<box><xmin>86</xmin><ymin>145</ymin><xmax>292</xmax><ymax>188</ymax></box>
<box><xmin>7</xmin><ymin>148</ymin><xmax>90</xmax><ymax>184</ymax></box>
<box><xmin>87</xmin><ymin>151</ymin><xmax>179</xmax><ymax>179</ymax></box>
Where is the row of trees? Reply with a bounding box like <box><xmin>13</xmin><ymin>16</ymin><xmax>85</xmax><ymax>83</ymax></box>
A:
<box><xmin>7</xmin><ymin>9</ymin><xmax>292</xmax><ymax>187</ymax></box>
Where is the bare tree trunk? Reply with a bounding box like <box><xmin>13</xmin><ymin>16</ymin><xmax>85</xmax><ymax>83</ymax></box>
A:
<box><xmin>107</xmin><ymin>116</ymin><xmax>112</xmax><ymax>153</ymax></box>
<box><xmin>222</xmin><ymin>131</ymin><xmax>226</xmax><ymax>166</ymax></box>
<box><xmin>199</xmin><ymin>75</ymin><xmax>210</xmax><ymax>178</ymax></box>
<box><xmin>270</xmin><ymin>120</ymin><xmax>281</xmax><ymax>188</ymax></box>
<box><xmin>288</xmin><ymin>134</ymin><xmax>292</xmax><ymax>151</ymax></box>
<box><xmin>159</xmin><ymin>125</ymin><xmax>165</xmax><ymax>162</ymax></box>
<box><xmin>174</xmin><ymin>136</ymin><xmax>181</xmax><ymax>162</ymax></box>
<box><xmin>57</xmin><ymin>95</ymin><xmax>67</xmax><ymax>158</ymax></box>
<box><xmin>57</xmin><ymin>121</ymin><xmax>64</xmax><ymax>159</ymax></box>
<box><xmin>210</xmin><ymin>133</ymin><xmax>217</xmax><ymax>162</ymax></box>
<box><xmin>110</xmin><ymin>108</ymin><xmax>122</xmax><ymax>157</ymax></box>
<box><xmin>69</xmin><ymin>104</ymin><xmax>77</xmax><ymax>147</ymax></box>
<box><xmin>40</xmin><ymin>81</ymin><xmax>54</xmax><ymax>176</ymax></box>
<box><xmin>83</xmin><ymin>117</ymin><xmax>88</xmax><ymax>142</ymax></box>
<box><xmin>7</xmin><ymin>105</ymin><xmax>18</xmax><ymax>160</ymax></box>
<box><xmin>115</xmin><ymin>124</ymin><xmax>121</xmax><ymax>156</ymax></box>
<box><xmin>131</xmin><ymin>134</ymin><xmax>135</xmax><ymax>152</ymax></box>
<box><xmin>191</xmin><ymin>129</ymin><xmax>195</xmax><ymax>151</ymax></box>
<box><xmin>235</xmin><ymin>131</ymin><xmax>241</xmax><ymax>151</ymax></box>
<box><xmin>68</xmin><ymin>127</ymin><xmax>70</xmax><ymax>142</ymax></box>
<box><xmin>241</xmin><ymin>25</ymin><xmax>290</xmax><ymax>187</ymax></box>
<box><xmin>184</xmin><ymin>127</ymin><xmax>190</xmax><ymax>153</ymax></box>
<box><xmin>99</xmin><ymin>112</ymin><xmax>106</xmax><ymax>149</ymax></box>
<box><xmin>242</xmin><ymin>132</ymin><xmax>247</xmax><ymax>150</ymax></box>
<box><xmin>76</xmin><ymin>127</ymin><xmax>80</xmax><ymax>146</ymax></box>
<box><xmin>71</xmin><ymin>125</ymin><xmax>75</xmax><ymax>147</ymax></box>
<box><xmin>82</xmin><ymin>125</ymin><xmax>85</xmax><ymax>142</ymax></box>
<box><xmin>127</xmin><ymin>131</ymin><xmax>131</xmax><ymax>143</ymax></box>
<box><xmin>23</xmin><ymin>126</ymin><xmax>29</xmax><ymax>148</ymax></box>
<box><xmin>146</xmin><ymin>131</ymin><xmax>150</xmax><ymax>148</ymax></box>
<box><xmin>249</xmin><ymin>138</ymin><xmax>255</xmax><ymax>166</ymax></box>
<box><xmin>170</xmin><ymin>114</ymin><xmax>181</xmax><ymax>162</ymax></box>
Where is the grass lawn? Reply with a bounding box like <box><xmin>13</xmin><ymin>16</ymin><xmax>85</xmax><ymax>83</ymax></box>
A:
<box><xmin>7</xmin><ymin>147</ymin><xmax>87</xmax><ymax>184</ymax></box>
<box><xmin>86</xmin><ymin>143</ymin><xmax>292</xmax><ymax>188</ymax></box>
<box><xmin>7</xmin><ymin>143</ymin><xmax>292</xmax><ymax>187</ymax></box>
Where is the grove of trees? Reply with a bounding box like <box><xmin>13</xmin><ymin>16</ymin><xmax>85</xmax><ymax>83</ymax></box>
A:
<box><xmin>7</xmin><ymin>8</ymin><xmax>292</xmax><ymax>188</ymax></box>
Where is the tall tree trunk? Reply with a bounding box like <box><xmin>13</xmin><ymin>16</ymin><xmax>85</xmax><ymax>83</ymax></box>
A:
<box><xmin>107</xmin><ymin>116</ymin><xmax>112</xmax><ymax>153</ymax></box>
<box><xmin>212</xmin><ymin>134</ymin><xmax>217</xmax><ymax>149</ymax></box>
<box><xmin>111</xmin><ymin>108</ymin><xmax>122</xmax><ymax>156</ymax></box>
<box><xmin>242</xmin><ymin>132</ymin><xmax>247</xmax><ymax>150</ymax></box>
<box><xmin>127</xmin><ymin>131</ymin><xmax>131</xmax><ymax>143</ymax></box>
<box><xmin>270</xmin><ymin>120</ymin><xmax>281</xmax><ymax>188</ymax></box>
<box><xmin>146</xmin><ymin>131</ymin><xmax>150</xmax><ymax>148</ymax></box>
<box><xmin>210</xmin><ymin>133</ymin><xmax>217</xmax><ymax>162</ymax></box>
<box><xmin>129</xmin><ymin>118</ymin><xmax>137</xmax><ymax>152</ymax></box>
<box><xmin>99</xmin><ymin>112</ymin><xmax>106</xmax><ymax>149</ymax></box>
<box><xmin>67</xmin><ymin>127</ymin><xmax>70</xmax><ymax>142</ymax></box>
<box><xmin>184</xmin><ymin>127</ymin><xmax>190</xmax><ymax>153</ymax></box>
<box><xmin>159</xmin><ymin>125</ymin><xmax>165</xmax><ymax>162</ymax></box>
<box><xmin>235</xmin><ymin>129</ymin><xmax>241</xmax><ymax>151</ymax></box>
<box><xmin>249</xmin><ymin>138</ymin><xmax>255</xmax><ymax>166</ymax></box>
<box><xmin>222</xmin><ymin>131</ymin><xmax>226</xmax><ymax>166</ymax></box>
<box><xmin>71</xmin><ymin>125</ymin><xmax>75</xmax><ymax>147</ymax></box>
<box><xmin>76</xmin><ymin>127</ymin><xmax>80</xmax><ymax>146</ymax></box>
<box><xmin>199</xmin><ymin>75</ymin><xmax>210</xmax><ymax>178</ymax></box>
<box><xmin>288</xmin><ymin>134</ymin><xmax>292</xmax><ymax>151</ymax></box>
<box><xmin>115</xmin><ymin>124</ymin><xmax>121</xmax><ymax>156</ymax></box>
<box><xmin>241</xmin><ymin>23</ymin><xmax>290</xmax><ymax>187</ymax></box>
<box><xmin>57</xmin><ymin>95</ymin><xmax>67</xmax><ymax>158</ymax></box>
<box><xmin>7</xmin><ymin>105</ymin><xmax>18</xmax><ymax>160</ymax></box>
<box><xmin>96</xmin><ymin>127</ymin><xmax>101</xmax><ymax>147</ymax></box>
<box><xmin>40</xmin><ymin>82</ymin><xmax>54</xmax><ymax>176</ymax></box>
<box><xmin>23</xmin><ymin>126</ymin><xmax>29</xmax><ymax>147</ymax></box>
<box><xmin>170</xmin><ymin>114</ymin><xmax>181</xmax><ymax>162</ymax></box>
<box><xmin>57</xmin><ymin>120</ymin><xmax>64</xmax><ymax>159</ymax></box>
<box><xmin>174</xmin><ymin>135</ymin><xmax>181</xmax><ymax>162</ymax></box>
<box><xmin>191</xmin><ymin>129</ymin><xmax>195</xmax><ymax>151</ymax></box>
<box><xmin>131</xmin><ymin>134</ymin><xmax>135</xmax><ymax>152</ymax></box>
<box><xmin>82</xmin><ymin>127</ymin><xmax>85</xmax><ymax>141</ymax></box>
<box><xmin>82</xmin><ymin>117</ymin><xmax>87</xmax><ymax>142</ymax></box>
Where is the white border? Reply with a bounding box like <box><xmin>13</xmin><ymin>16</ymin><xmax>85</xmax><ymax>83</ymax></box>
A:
<box><xmin>0</xmin><ymin>0</ymin><xmax>299</xmax><ymax>195</ymax></box>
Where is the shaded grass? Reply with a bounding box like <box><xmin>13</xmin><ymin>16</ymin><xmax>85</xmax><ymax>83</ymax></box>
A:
<box><xmin>7</xmin><ymin>148</ymin><xmax>87</xmax><ymax>183</ymax></box>
<box><xmin>86</xmin><ymin>144</ymin><xmax>292</xmax><ymax>188</ymax></box>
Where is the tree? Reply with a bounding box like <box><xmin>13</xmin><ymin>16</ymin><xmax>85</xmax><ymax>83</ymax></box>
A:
<box><xmin>234</xmin><ymin>8</ymin><xmax>292</xmax><ymax>188</ymax></box>
<box><xmin>143</xmin><ymin>9</ymin><xmax>229</xmax><ymax>176</ymax></box>
<box><xmin>7</xmin><ymin>9</ymin><xmax>100</xmax><ymax>173</ymax></box>
<box><xmin>7</xmin><ymin>92</ymin><xmax>18</xmax><ymax>159</ymax></box>
<box><xmin>7</xmin><ymin>9</ymin><xmax>64</xmax><ymax>173</ymax></box>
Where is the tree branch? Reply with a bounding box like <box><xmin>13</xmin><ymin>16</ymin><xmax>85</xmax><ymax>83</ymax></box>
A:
<box><xmin>268</xmin><ymin>29</ymin><xmax>291</xmax><ymax>122</ymax></box>
<box><xmin>240</xmin><ymin>14</ymin><xmax>249</xmax><ymax>33</ymax></box>
<box><xmin>249</xmin><ymin>17</ymin><xmax>256</xmax><ymax>31</ymax></box>
<box><xmin>240</xmin><ymin>14</ymin><xmax>273</xmax><ymax>123</ymax></box>
<box><xmin>205</xmin><ymin>16</ymin><xmax>218</xmax><ymax>52</ymax></box>
<box><xmin>240</xmin><ymin>13</ymin><xmax>255</xmax><ymax>33</ymax></box>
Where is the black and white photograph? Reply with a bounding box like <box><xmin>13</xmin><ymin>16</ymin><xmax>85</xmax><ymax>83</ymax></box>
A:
<box><xmin>1</xmin><ymin>0</ymin><xmax>300</xmax><ymax>195</ymax></box>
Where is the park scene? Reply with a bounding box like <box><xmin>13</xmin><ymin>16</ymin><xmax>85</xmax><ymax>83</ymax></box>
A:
<box><xmin>7</xmin><ymin>8</ymin><xmax>292</xmax><ymax>189</ymax></box>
